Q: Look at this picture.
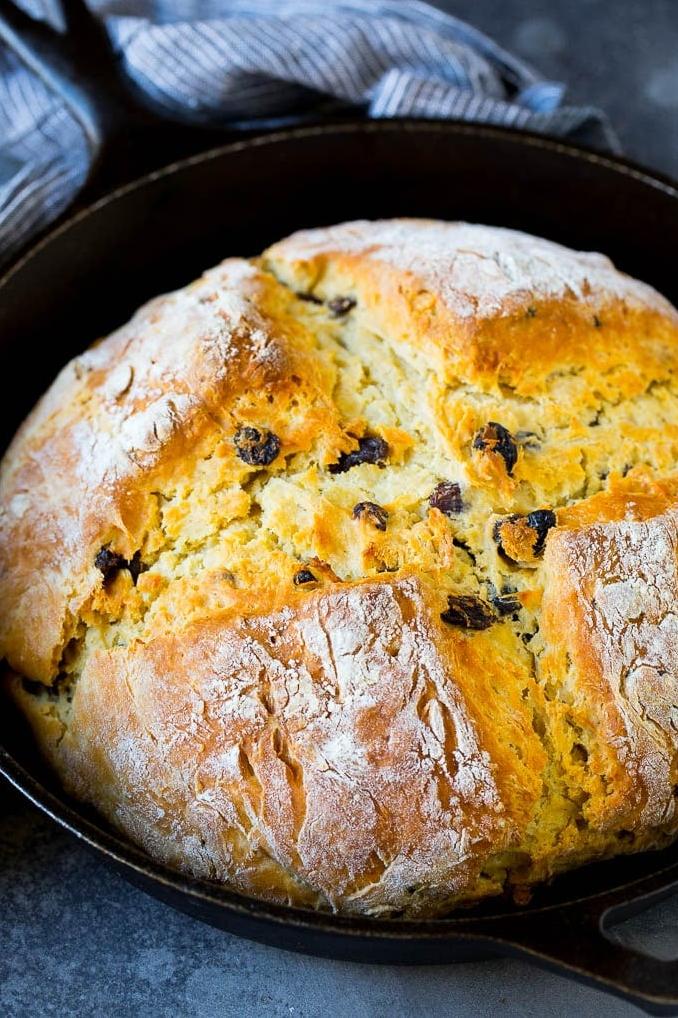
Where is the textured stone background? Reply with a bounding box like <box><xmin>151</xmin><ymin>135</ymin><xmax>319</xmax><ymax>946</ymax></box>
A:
<box><xmin>2</xmin><ymin>2</ymin><xmax>678</xmax><ymax>1016</ymax></box>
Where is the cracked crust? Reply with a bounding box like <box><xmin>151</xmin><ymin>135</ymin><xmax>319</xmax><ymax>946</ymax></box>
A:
<box><xmin>266</xmin><ymin>219</ymin><xmax>678</xmax><ymax>395</ymax></box>
<box><xmin>3</xmin><ymin>219</ymin><xmax>678</xmax><ymax>915</ymax></box>
<box><xmin>0</xmin><ymin>259</ymin><xmax>331</xmax><ymax>681</ymax></box>
<box><xmin>541</xmin><ymin>502</ymin><xmax>678</xmax><ymax>832</ymax></box>
<box><xmin>16</xmin><ymin>576</ymin><xmax>543</xmax><ymax>914</ymax></box>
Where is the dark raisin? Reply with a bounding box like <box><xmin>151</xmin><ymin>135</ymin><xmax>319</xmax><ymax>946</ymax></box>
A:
<box><xmin>327</xmin><ymin>296</ymin><xmax>356</xmax><ymax>317</ymax></box>
<box><xmin>95</xmin><ymin>546</ymin><xmax>127</xmax><ymax>580</ymax></box>
<box><xmin>127</xmin><ymin>551</ymin><xmax>148</xmax><ymax>585</ymax></box>
<box><xmin>95</xmin><ymin>546</ymin><xmax>148</xmax><ymax>585</ymax></box>
<box><xmin>593</xmin><ymin>315</ymin><xmax>602</xmax><ymax>328</ymax></box>
<box><xmin>526</xmin><ymin>306</ymin><xmax>537</xmax><ymax>318</ymax></box>
<box><xmin>492</xmin><ymin>594</ymin><xmax>522</xmax><ymax>617</ymax></box>
<box><xmin>293</xmin><ymin>568</ymin><xmax>317</xmax><ymax>585</ymax></box>
<box><xmin>329</xmin><ymin>435</ymin><xmax>389</xmax><ymax>474</ymax></box>
<box><xmin>234</xmin><ymin>425</ymin><xmax>281</xmax><ymax>466</ymax></box>
<box><xmin>525</xmin><ymin>509</ymin><xmax>557</xmax><ymax>555</ymax></box>
<box><xmin>472</xmin><ymin>422</ymin><xmax>518</xmax><ymax>476</ymax></box>
<box><xmin>296</xmin><ymin>291</ymin><xmax>323</xmax><ymax>304</ymax></box>
<box><xmin>492</xmin><ymin>514</ymin><xmax>520</xmax><ymax>562</ymax></box>
<box><xmin>493</xmin><ymin>510</ymin><xmax>556</xmax><ymax>562</ymax></box>
<box><xmin>452</xmin><ymin>536</ymin><xmax>477</xmax><ymax>566</ymax></box>
<box><xmin>352</xmin><ymin>501</ymin><xmax>388</xmax><ymax>531</ymax></box>
<box><xmin>429</xmin><ymin>481</ymin><xmax>464</xmax><ymax>516</ymax></box>
<box><xmin>440</xmin><ymin>595</ymin><xmax>496</xmax><ymax>630</ymax></box>
<box><xmin>487</xmin><ymin>582</ymin><xmax>522</xmax><ymax>617</ymax></box>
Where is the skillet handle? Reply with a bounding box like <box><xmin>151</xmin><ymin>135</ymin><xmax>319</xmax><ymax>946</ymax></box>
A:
<box><xmin>486</xmin><ymin>887</ymin><xmax>678</xmax><ymax>1016</ymax></box>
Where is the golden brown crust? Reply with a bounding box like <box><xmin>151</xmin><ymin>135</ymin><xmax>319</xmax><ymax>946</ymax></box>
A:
<box><xmin>13</xmin><ymin>576</ymin><xmax>543</xmax><ymax>914</ymax></box>
<box><xmin>0</xmin><ymin>260</ymin><xmax>344</xmax><ymax>681</ymax></box>
<box><xmin>540</xmin><ymin>503</ymin><xmax>678</xmax><ymax>833</ymax></box>
<box><xmin>3</xmin><ymin>219</ymin><xmax>678</xmax><ymax>915</ymax></box>
<box><xmin>265</xmin><ymin>219</ymin><xmax>678</xmax><ymax>396</ymax></box>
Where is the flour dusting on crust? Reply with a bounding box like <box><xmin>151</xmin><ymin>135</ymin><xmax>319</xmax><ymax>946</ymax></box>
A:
<box><xmin>269</xmin><ymin>219</ymin><xmax>678</xmax><ymax>320</ymax></box>
<box><xmin>3</xmin><ymin>219</ymin><xmax>678</xmax><ymax>916</ymax></box>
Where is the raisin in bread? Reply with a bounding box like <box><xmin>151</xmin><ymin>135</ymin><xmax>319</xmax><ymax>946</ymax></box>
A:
<box><xmin>2</xmin><ymin>219</ymin><xmax>678</xmax><ymax>917</ymax></box>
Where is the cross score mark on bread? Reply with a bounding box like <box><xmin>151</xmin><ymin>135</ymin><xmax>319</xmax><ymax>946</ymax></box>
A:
<box><xmin>1</xmin><ymin>219</ymin><xmax>678</xmax><ymax>916</ymax></box>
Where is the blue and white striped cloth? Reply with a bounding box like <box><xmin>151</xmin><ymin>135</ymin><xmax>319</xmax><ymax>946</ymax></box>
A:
<box><xmin>0</xmin><ymin>0</ymin><xmax>617</xmax><ymax>263</ymax></box>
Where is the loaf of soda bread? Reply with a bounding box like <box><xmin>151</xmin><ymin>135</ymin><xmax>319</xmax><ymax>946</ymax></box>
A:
<box><xmin>2</xmin><ymin>219</ymin><xmax>677</xmax><ymax>916</ymax></box>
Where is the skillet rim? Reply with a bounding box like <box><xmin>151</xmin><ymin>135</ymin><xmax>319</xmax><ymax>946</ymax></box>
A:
<box><xmin>4</xmin><ymin>736</ymin><xmax>678</xmax><ymax>935</ymax></box>
<box><xmin>1</xmin><ymin>117</ymin><xmax>677</xmax><ymax>294</ymax></box>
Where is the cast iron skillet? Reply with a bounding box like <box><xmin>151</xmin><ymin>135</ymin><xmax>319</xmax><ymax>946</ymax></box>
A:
<box><xmin>2</xmin><ymin>2</ymin><xmax>678</xmax><ymax>1013</ymax></box>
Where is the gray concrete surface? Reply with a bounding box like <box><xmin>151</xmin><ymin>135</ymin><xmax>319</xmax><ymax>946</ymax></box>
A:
<box><xmin>444</xmin><ymin>0</ymin><xmax>678</xmax><ymax>177</ymax></box>
<box><xmin>2</xmin><ymin>1</ymin><xmax>677</xmax><ymax>1016</ymax></box>
<box><xmin>3</xmin><ymin>794</ymin><xmax>678</xmax><ymax>1017</ymax></box>
<box><xmin>3</xmin><ymin>799</ymin><xmax>678</xmax><ymax>1018</ymax></box>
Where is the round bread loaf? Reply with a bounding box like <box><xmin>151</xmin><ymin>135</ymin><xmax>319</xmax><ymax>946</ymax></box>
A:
<box><xmin>2</xmin><ymin>219</ymin><xmax>678</xmax><ymax>917</ymax></box>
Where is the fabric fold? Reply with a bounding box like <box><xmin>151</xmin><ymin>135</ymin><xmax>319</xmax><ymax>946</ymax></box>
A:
<box><xmin>0</xmin><ymin>0</ymin><xmax>617</xmax><ymax>262</ymax></box>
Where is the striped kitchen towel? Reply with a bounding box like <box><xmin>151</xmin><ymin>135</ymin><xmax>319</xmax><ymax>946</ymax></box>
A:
<box><xmin>0</xmin><ymin>0</ymin><xmax>617</xmax><ymax>262</ymax></box>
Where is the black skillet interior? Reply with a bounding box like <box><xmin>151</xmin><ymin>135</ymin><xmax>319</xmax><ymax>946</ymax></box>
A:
<box><xmin>2</xmin><ymin>119</ymin><xmax>678</xmax><ymax>1014</ymax></box>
